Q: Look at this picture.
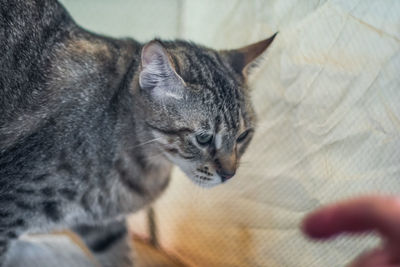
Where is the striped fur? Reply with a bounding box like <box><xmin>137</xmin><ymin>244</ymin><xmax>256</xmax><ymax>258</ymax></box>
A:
<box><xmin>0</xmin><ymin>0</ymin><xmax>276</xmax><ymax>265</ymax></box>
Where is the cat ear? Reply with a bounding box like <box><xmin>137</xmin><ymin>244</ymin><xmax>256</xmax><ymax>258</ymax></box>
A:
<box><xmin>222</xmin><ymin>32</ymin><xmax>278</xmax><ymax>77</ymax></box>
<box><xmin>139</xmin><ymin>41</ymin><xmax>185</xmax><ymax>100</ymax></box>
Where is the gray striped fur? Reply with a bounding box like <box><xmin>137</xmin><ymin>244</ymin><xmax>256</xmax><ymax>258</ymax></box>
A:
<box><xmin>0</xmin><ymin>0</ymin><xmax>276</xmax><ymax>265</ymax></box>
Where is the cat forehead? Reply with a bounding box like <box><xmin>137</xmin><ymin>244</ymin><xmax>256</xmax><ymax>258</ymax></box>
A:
<box><xmin>164</xmin><ymin>44</ymin><xmax>240</xmax><ymax>84</ymax></box>
<box><xmin>151</xmin><ymin>41</ymin><xmax>254</xmax><ymax>131</ymax></box>
<box><xmin>191</xmin><ymin>105</ymin><xmax>250</xmax><ymax>134</ymax></box>
<box><xmin>184</xmin><ymin>81</ymin><xmax>251</xmax><ymax>133</ymax></box>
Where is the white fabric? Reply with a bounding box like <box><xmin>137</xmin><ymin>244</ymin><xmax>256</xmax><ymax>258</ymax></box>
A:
<box><xmin>64</xmin><ymin>1</ymin><xmax>400</xmax><ymax>266</ymax></box>
<box><xmin>147</xmin><ymin>1</ymin><xmax>400</xmax><ymax>266</ymax></box>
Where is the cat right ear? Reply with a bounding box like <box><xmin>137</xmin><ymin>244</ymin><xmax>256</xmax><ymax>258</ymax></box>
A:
<box><xmin>222</xmin><ymin>32</ymin><xmax>278</xmax><ymax>77</ymax></box>
<box><xmin>139</xmin><ymin>41</ymin><xmax>185</xmax><ymax>101</ymax></box>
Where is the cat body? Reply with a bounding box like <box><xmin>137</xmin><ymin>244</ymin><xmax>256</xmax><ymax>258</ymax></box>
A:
<box><xmin>0</xmin><ymin>0</ymin><xmax>170</xmax><ymax>259</ymax></box>
<box><xmin>0</xmin><ymin>0</ymin><xmax>276</xmax><ymax>265</ymax></box>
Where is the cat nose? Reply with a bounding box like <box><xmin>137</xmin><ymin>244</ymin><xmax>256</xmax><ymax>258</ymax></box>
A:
<box><xmin>215</xmin><ymin>152</ymin><xmax>237</xmax><ymax>182</ymax></box>
<box><xmin>217</xmin><ymin>169</ymin><xmax>236</xmax><ymax>182</ymax></box>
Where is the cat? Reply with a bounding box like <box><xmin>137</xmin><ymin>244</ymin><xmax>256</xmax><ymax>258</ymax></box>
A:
<box><xmin>0</xmin><ymin>0</ymin><xmax>277</xmax><ymax>265</ymax></box>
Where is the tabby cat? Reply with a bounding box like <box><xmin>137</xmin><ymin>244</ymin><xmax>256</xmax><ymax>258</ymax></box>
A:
<box><xmin>0</xmin><ymin>0</ymin><xmax>276</xmax><ymax>265</ymax></box>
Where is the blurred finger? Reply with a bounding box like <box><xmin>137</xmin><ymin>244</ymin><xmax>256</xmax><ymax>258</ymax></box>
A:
<box><xmin>302</xmin><ymin>195</ymin><xmax>400</xmax><ymax>240</ymax></box>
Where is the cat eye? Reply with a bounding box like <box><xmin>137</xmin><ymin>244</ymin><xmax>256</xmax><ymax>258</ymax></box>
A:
<box><xmin>196</xmin><ymin>133</ymin><xmax>213</xmax><ymax>145</ymax></box>
<box><xmin>237</xmin><ymin>130</ymin><xmax>250</xmax><ymax>143</ymax></box>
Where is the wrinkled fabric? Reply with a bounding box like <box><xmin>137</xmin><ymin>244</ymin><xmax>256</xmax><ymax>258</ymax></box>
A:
<box><xmin>130</xmin><ymin>1</ymin><xmax>400</xmax><ymax>266</ymax></box>
<box><xmin>62</xmin><ymin>0</ymin><xmax>400</xmax><ymax>266</ymax></box>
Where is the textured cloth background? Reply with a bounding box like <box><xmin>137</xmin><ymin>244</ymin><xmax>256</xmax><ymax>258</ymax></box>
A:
<box><xmin>62</xmin><ymin>1</ymin><xmax>400</xmax><ymax>266</ymax></box>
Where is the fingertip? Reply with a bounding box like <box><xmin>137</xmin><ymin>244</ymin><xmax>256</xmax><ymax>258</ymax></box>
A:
<box><xmin>301</xmin><ymin>208</ymin><xmax>338</xmax><ymax>239</ymax></box>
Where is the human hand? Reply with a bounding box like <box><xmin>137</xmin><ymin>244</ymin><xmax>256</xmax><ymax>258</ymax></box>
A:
<box><xmin>302</xmin><ymin>195</ymin><xmax>400</xmax><ymax>267</ymax></box>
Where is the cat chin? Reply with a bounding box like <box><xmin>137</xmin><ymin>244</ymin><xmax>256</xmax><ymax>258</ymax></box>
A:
<box><xmin>164</xmin><ymin>154</ymin><xmax>222</xmax><ymax>188</ymax></box>
<box><xmin>188</xmin><ymin>177</ymin><xmax>222</xmax><ymax>189</ymax></box>
<box><xmin>177</xmin><ymin>168</ymin><xmax>222</xmax><ymax>188</ymax></box>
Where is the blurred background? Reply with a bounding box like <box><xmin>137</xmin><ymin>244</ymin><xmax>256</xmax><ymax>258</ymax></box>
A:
<box><xmin>45</xmin><ymin>0</ymin><xmax>400</xmax><ymax>266</ymax></box>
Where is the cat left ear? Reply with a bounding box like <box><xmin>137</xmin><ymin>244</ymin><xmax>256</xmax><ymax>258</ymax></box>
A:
<box><xmin>139</xmin><ymin>41</ymin><xmax>185</xmax><ymax>101</ymax></box>
<box><xmin>222</xmin><ymin>32</ymin><xmax>278</xmax><ymax>77</ymax></box>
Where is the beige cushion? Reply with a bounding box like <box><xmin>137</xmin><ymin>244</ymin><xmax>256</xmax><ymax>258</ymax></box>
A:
<box><xmin>61</xmin><ymin>1</ymin><xmax>400</xmax><ymax>266</ymax></box>
<box><xmin>132</xmin><ymin>1</ymin><xmax>400</xmax><ymax>266</ymax></box>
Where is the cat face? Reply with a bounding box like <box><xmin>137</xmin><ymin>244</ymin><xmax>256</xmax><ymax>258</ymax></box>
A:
<box><xmin>138</xmin><ymin>35</ymin><xmax>276</xmax><ymax>188</ymax></box>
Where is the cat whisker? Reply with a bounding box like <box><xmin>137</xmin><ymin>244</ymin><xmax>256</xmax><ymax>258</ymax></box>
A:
<box><xmin>126</xmin><ymin>137</ymin><xmax>163</xmax><ymax>149</ymax></box>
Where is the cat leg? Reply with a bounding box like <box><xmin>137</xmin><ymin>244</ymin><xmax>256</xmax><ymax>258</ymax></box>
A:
<box><xmin>3</xmin><ymin>234</ymin><xmax>95</xmax><ymax>267</ymax></box>
<box><xmin>0</xmin><ymin>238</ymin><xmax>9</xmax><ymax>267</ymax></box>
<box><xmin>73</xmin><ymin>219</ymin><xmax>135</xmax><ymax>267</ymax></box>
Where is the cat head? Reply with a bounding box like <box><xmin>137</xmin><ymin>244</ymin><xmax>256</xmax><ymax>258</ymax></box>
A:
<box><xmin>137</xmin><ymin>34</ymin><xmax>277</xmax><ymax>188</ymax></box>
